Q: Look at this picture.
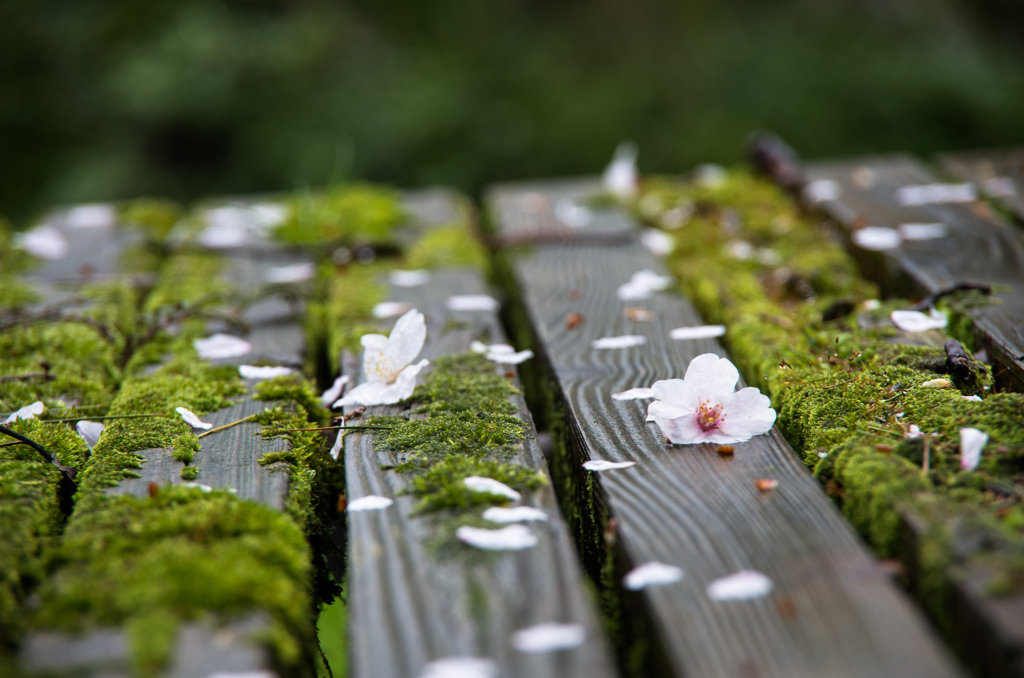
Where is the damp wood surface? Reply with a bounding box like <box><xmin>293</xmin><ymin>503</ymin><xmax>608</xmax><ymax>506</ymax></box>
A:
<box><xmin>938</xmin><ymin>146</ymin><xmax>1024</xmax><ymax>224</ymax></box>
<box><xmin>342</xmin><ymin>268</ymin><xmax>615</xmax><ymax>678</ymax></box>
<box><xmin>801</xmin><ymin>155</ymin><xmax>1024</xmax><ymax>391</ymax></box>
<box><xmin>487</xmin><ymin>178</ymin><xmax>961</xmax><ymax>678</ymax></box>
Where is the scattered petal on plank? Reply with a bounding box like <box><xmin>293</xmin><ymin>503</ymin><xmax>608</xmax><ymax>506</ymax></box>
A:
<box><xmin>457</xmin><ymin>525</ymin><xmax>537</xmax><ymax>551</ymax></box>
<box><xmin>511</xmin><ymin>623</ymin><xmax>587</xmax><ymax>654</ymax></box>
<box><xmin>348</xmin><ymin>495</ymin><xmax>395</xmax><ymax>512</ymax></box>
<box><xmin>623</xmin><ymin>562</ymin><xmax>685</xmax><ymax>590</ymax></box>
<box><xmin>707</xmin><ymin>570</ymin><xmax>774</xmax><ymax>601</ymax></box>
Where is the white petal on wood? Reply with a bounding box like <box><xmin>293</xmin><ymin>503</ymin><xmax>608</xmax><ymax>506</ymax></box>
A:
<box><xmin>592</xmin><ymin>335</ymin><xmax>647</xmax><ymax>349</ymax></box>
<box><xmin>194</xmin><ymin>333</ymin><xmax>253</xmax><ymax>359</ymax></box>
<box><xmin>176</xmin><ymin>407</ymin><xmax>213</xmax><ymax>430</ymax></box>
<box><xmin>707</xmin><ymin>569</ymin><xmax>774</xmax><ymax>600</ymax></box>
<box><xmin>418</xmin><ymin>657</ymin><xmax>499</xmax><ymax>678</ymax></box>
<box><xmin>446</xmin><ymin>294</ymin><xmax>500</xmax><ymax>312</ymax></box>
<box><xmin>486</xmin><ymin>349</ymin><xmax>533</xmax><ymax>364</ymax></box>
<box><xmin>640</xmin><ymin>228</ymin><xmax>674</xmax><ymax>256</ymax></box>
<box><xmin>3</xmin><ymin>401</ymin><xmax>45</xmax><ymax>424</ymax></box>
<box><xmin>611</xmin><ymin>387</ymin><xmax>655</xmax><ymax>401</ymax></box>
<box><xmin>960</xmin><ymin>427</ymin><xmax>988</xmax><ymax>471</ymax></box>
<box><xmin>511</xmin><ymin>622</ymin><xmax>587</xmax><ymax>653</ymax></box>
<box><xmin>890</xmin><ymin>309</ymin><xmax>947</xmax><ymax>333</ymax></box>
<box><xmin>17</xmin><ymin>225</ymin><xmax>69</xmax><ymax>260</ymax></box>
<box><xmin>852</xmin><ymin>227</ymin><xmax>901</xmax><ymax>251</ymax></box>
<box><xmin>483</xmin><ymin>506</ymin><xmax>549</xmax><ymax>523</ymax></box>
<box><xmin>669</xmin><ymin>325</ymin><xmax>726</xmax><ymax>341</ymax></box>
<box><xmin>456</xmin><ymin>524</ymin><xmax>538</xmax><ymax>551</ymax></box>
<box><xmin>623</xmin><ymin>562</ymin><xmax>685</xmax><ymax>590</ymax></box>
<box><xmin>75</xmin><ymin>421</ymin><xmax>105</xmax><ymax>450</ymax></box>
<box><xmin>320</xmin><ymin>375</ymin><xmax>351</xmax><ymax>407</ymax></box>
<box><xmin>898</xmin><ymin>223</ymin><xmax>947</xmax><ymax>240</ymax></box>
<box><xmin>265</xmin><ymin>262</ymin><xmax>315</xmax><ymax>283</ymax></box>
<box><xmin>463</xmin><ymin>476</ymin><xmax>521</xmax><ymax>501</ymax></box>
<box><xmin>582</xmin><ymin>460</ymin><xmax>637</xmax><ymax>471</ymax></box>
<box><xmin>372</xmin><ymin>301</ymin><xmax>413</xmax><ymax>318</ymax></box>
<box><xmin>555</xmin><ymin>199</ymin><xmax>593</xmax><ymax>228</ymax></box>
<box><xmin>66</xmin><ymin>204</ymin><xmax>116</xmax><ymax>229</ymax></box>
<box><xmin>238</xmin><ymin>365</ymin><xmax>294</xmax><ymax>379</ymax></box>
<box><xmin>329</xmin><ymin>430</ymin><xmax>344</xmax><ymax>461</ymax></box>
<box><xmin>897</xmin><ymin>183</ymin><xmax>977</xmax><ymax>206</ymax></box>
<box><xmin>602</xmin><ymin>142</ymin><xmax>639</xmax><ymax>199</ymax></box>
<box><xmin>390</xmin><ymin>269</ymin><xmax>431</xmax><ymax>287</ymax></box>
<box><xmin>802</xmin><ymin>179</ymin><xmax>842</xmax><ymax>204</ymax></box>
<box><xmin>348</xmin><ymin>495</ymin><xmax>395</xmax><ymax>511</ymax></box>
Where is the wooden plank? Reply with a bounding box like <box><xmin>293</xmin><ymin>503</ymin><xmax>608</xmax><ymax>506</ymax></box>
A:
<box><xmin>343</xmin><ymin>269</ymin><xmax>615</xmax><ymax>678</ymax></box>
<box><xmin>487</xmin><ymin>178</ymin><xmax>961</xmax><ymax>678</ymax></box>
<box><xmin>801</xmin><ymin>154</ymin><xmax>1024</xmax><ymax>391</ymax></box>
<box><xmin>938</xmin><ymin>146</ymin><xmax>1024</xmax><ymax>223</ymax></box>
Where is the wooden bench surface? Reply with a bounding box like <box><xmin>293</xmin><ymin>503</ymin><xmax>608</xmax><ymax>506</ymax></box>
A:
<box><xmin>343</xmin><ymin>269</ymin><xmax>615</xmax><ymax>678</ymax></box>
<box><xmin>801</xmin><ymin>154</ymin><xmax>1024</xmax><ymax>391</ymax></box>
<box><xmin>487</xmin><ymin>178</ymin><xmax>960</xmax><ymax>678</ymax></box>
<box><xmin>938</xmin><ymin>146</ymin><xmax>1024</xmax><ymax>223</ymax></box>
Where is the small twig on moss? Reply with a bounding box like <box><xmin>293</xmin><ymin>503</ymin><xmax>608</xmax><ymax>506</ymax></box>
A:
<box><xmin>44</xmin><ymin>413</ymin><xmax>167</xmax><ymax>424</ymax></box>
<box><xmin>0</xmin><ymin>424</ymin><xmax>77</xmax><ymax>484</ymax></box>
<box><xmin>271</xmin><ymin>425</ymin><xmax>392</xmax><ymax>433</ymax></box>
<box><xmin>0</xmin><ymin>372</ymin><xmax>56</xmax><ymax>383</ymax></box>
<box><xmin>197</xmin><ymin>415</ymin><xmax>255</xmax><ymax>439</ymax></box>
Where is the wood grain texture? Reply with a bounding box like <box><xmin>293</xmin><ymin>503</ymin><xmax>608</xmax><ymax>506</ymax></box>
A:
<box><xmin>343</xmin><ymin>268</ymin><xmax>615</xmax><ymax>678</ymax></box>
<box><xmin>938</xmin><ymin>146</ymin><xmax>1024</xmax><ymax>223</ymax></box>
<box><xmin>802</xmin><ymin>155</ymin><xmax>1024</xmax><ymax>390</ymax></box>
<box><xmin>105</xmin><ymin>390</ymin><xmax>290</xmax><ymax>510</ymax></box>
<box><xmin>488</xmin><ymin>178</ymin><xmax>961</xmax><ymax>678</ymax></box>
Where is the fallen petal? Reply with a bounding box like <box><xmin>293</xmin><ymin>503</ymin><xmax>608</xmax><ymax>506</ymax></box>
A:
<box><xmin>464</xmin><ymin>476</ymin><xmax>521</xmax><ymax>501</ymax></box>
<box><xmin>176</xmin><ymin>407</ymin><xmax>213</xmax><ymax>430</ymax></box>
<box><xmin>592</xmin><ymin>335</ymin><xmax>647</xmax><ymax>349</ymax></box>
<box><xmin>419</xmin><ymin>657</ymin><xmax>498</xmax><ymax>678</ymax></box>
<box><xmin>898</xmin><ymin>223</ymin><xmax>947</xmax><ymax>240</ymax></box>
<box><xmin>75</xmin><ymin>421</ymin><xmax>105</xmax><ymax>450</ymax></box>
<box><xmin>348</xmin><ymin>495</ymin><xmax>394</xmax><ymax>511</ymax></box>
<box><xmin>962</xmin><ymin>395</ymin><xmax>983</xmax><ymax>402</ymax></box>
<box><xmin>265</xmin><ymin>262</ymin><xmax>315</xmax><ymax>283</ymax></box>
<box><xmin>726</xmin><ymin>240</ymin><xmax>754</xmax><ymax>261</ymax></box>
<box><xmin>457</xmin><ymin>524</ymin><xmax>537</xmax><ymax>551</ymax></box>
<box><xmin>623</xmin><ymin>562</ymin><xmax>685</xmax><ymax>590</ymax></box>
<box><xmin>611</xmin><ymin>387</ymin><xmax>655</xmax><ymax>401</ymax></box>
<box><xmin>487</xmin><ymin>349</ymin><xmax>533</xmax><ymax>364</ymax></box>
<box><xmin>483</xmin><ymin>506</ymin><xmax>548</xmax><ymax>523</ymax></box>
<box><xmin>802</xmin><ymin>179</ymin><xmax>841</xmax><ymax>204</ymax></box>
<box><xmin>670</xmin><ymin>325</ymin><xmax>726</xmax><ymax>341</ymax></box>
<box><xmin>603</xmin><ymin>141</ymin><xmax>639</xmax><ymax>199</ymax></box>
<box><xmin>239</xmin><ymin>365</ymin><xmax>294</xmax><ymax>379</ymax></box>
<box><xmin>582</xmin><ymin>460</ymin><xmax>637</xmax><ymax>471</ymax></box>
<box><xmin>3</xmin><ymin>401</ymin><xmax>45</xmax><ymax>424</ymax></box>
<box><xmin>16</xmin><ymin>225</ymin><xmax>69</xmax><ymax>260</ymax></box>
<box><xmin>372</xmin><ymin>301</ymin><xmax>413</xmax><ymax>318</ymax></box>
<box><xmin>707</xmin><ymin>570</ymin><xmax>774</xmax><ymax>601</ymax></box>
<box><xmin>447</xmin><ymin>295</ymin><xmax>500</xmax><ymax>312</ymax></box>
<box><xmin>194</xmin><ymin>333</ymin><xmax>253</xmax><ymax>359</ymax></box>
<box><xmin>960</xmin><ymin>427</ymin><xmax>988</xmax><ymax>471</ymax></box>
<box><xmin>897</xmin><ymin>183</ymin><xmax>977</xmax><ymax>206</ymax></box>
<box><xmin>890</xmin><ymin>309</ymin><xmax>947</xmax><ymax>333</ymax></box>
<box><xmin>185</xmin><ymin>482</ymin><xmax>213</xmax><ymax>492</ymax></box>
<box><xmin>640</xmin><ymin>228</ymin><xmax>674</xmax><ymax>256</ymax></box>
<box><xmin>906</xmin><ymin>424</ymin><xmax>923</xmax><ymax>438</ymax></box>
<box><xmin>511</xmin><ymin>623</ymin><xmax>586</xmax><ymax>653</ymax></box>
<box><xmin>390</xmin><ymin>269</ymin><xmax>431</xmax><ymax>287</ymax></box>
<box><xmin>66</xmin><ymin>204</ymin><xmax>116</xmax><ymax>229</ymax></box>
<box><xmin>852</xmin><ymin>227</ymin><xmax>901</xmax><ymax>251</ymax></box>
<box><xmin>320</xmin><ymin>375</ymin><xmax>351</xmax><ymax>407</ymax></box>
<box><xmin>555</xmin><ymin>199</ymin><xmax>592</xmax><ymax>228</ymax></box>
<box><xmin>920</xmin><ymin>378</ymin><xmax>952</xmax><ymax>389</ymax></box>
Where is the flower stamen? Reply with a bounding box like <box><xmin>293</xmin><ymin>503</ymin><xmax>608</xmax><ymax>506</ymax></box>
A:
<box><xmin>696</xmin><ymin>400</ymin><xmax>725</xmax><ymax>432</ymax></box>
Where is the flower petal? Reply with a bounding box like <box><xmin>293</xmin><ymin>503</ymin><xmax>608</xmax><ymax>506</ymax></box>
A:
<box><xmin>238</xmin><ymin>365</ymin><xmax>294</xmax><ymax>379</ymax></box>
<box><xmin>457</xmin><ymin>525</ymin><xmax>537</xmax><ymax>551</ymax></box>
<box><xmin>390</xmin><ymin>269</ymin><xmax>431</xmax><ymax>287</ymax></box>
<box><xmin>582</xmin><ymin>460</ymin><xmax>636</xmax><ymax>471</ymax></box>
<box><xmin>320</xmin><ymin>375</ymin><xmax>351</xmax><ymax>407</ymax></box>
<box><xmin>683</xmin><ymin>353</ymin><xmax>740</xmax><ymax>398</ymax></box>
<box><xmin>670</xmin><ymin>325</ymin><xmax>726</xmax><ymax>341</ymax></box>
<box><xmin>384</xmin><ymin>309</ymin><xmax>427</xmax><ymax>372</ymax></box>
<box><xmin>419</xmin><ymin>657</ymin><xmax>498</xmax><ymax>678</ymax></box>
<box><xmin>898</xmin><ymin>223</ymin><xmax>947</xmax><ymax>240</ymax></box>
<box><xmin>66</xmin><ymin>204</ymin><xmax>116</xmax><ymax>229</ymax></box>
<box><xmin>891</xmin><ymin>309</ymin><xmax>947</xmax><ymax>333</ymax></box>
<box><xmin>707</xmin><ymin>570</ymin><xmax>774</xmax><ymax>600</ymax></box>
<box><xmin>16</xmin><ymin>224</ymin><xmax>69</xmax><ymax>260</ymax></box>
<box><xmin>75</xmin><ymin>421</ymin><xmax>105</xmax><ymax>450</ymax></box>
<box><xmin>802</xmin><ymin>179</ymin><xmax>841</xmax><ymax>204</ymax></box>
<box><xmin>373</xmin><ymin>301</ymin><xmax>413</xmax><ymax>318</ymax></box>
<box><xmin>329</xmin><ymin>430</ymin><xmax>344</xmax><ymax>461</ymax></box>
<box><xmin>176</xmin><ymin>407</ymin><xmax>212</xmax><ymax>430</ymax></box>
<box><xmin>483</xmin><ymin>506</ymin><xmax>548</xmax><ymax>523</ymax></box>
<box><xmin>623</xmin><ymin>562</ymin><xmax>685</xmax><ymax>590</ymax></box>
<box><xmin>650</xmin><ymin>379</ymin><xmax>699</xmax><ymax>408</ymax></box>
<box><xmin>511</xmin><ymin>623</ymin><xmax>586</xmax><ymax>653</ymax></box>
<box><xmin>897</xmin><ymin>183</ymin><xmax>977</xmax><ymax>206</ymax></box>
<box><xmin>640</xmin><ymin>228</ymin><xmax>674</xmax><ymax>256</ymax></box>
<box><xmin>348</xmin><ymin>495</ymin><xmax>394</xmax><ymax>511</ymax></box>
<box><xmin>463</xmin><ymin>476</ymin><xmax>521</xmax><ymax>501</ymax></box>
<box><xmin>446</xmin><ymin>295</ymin><xmax>500</xmax><ymax>312</ymax></box>
<box><xmin>337</xmin><ymin>360</ymin><xmax>428</xmax><ymax>407</ymax></box>
<box><xmin>962</xmin><ymin>395</ymin><xmax>983</xmax><ymax>402</ymax></box>
<box><xmin>603</xmin><ymin>141</ymin><xmax>638</xmax><ymax>199</ymax></box>
<box><xmin>715</xmin><ymin>387</ymin><xmax>777</xmax><ymax>442</ymax></box>
<box><xmin>592</xmin><ymin>335</ymin><xmax>646</xmax><ymax>349</ymax></box>
<box><xmin>194</xmin><ymin>333</ymin><xmax>252</xmax><ymax>360</ymax></box>
<box><xmin>3</xmin><ymin>401</ymin><xmax>45</xmax><ymax>424</ymax></box>
<box><xmin>852</xmin><ymin>227</ymin><xmax>901</xmax><ymax>251</ymax></box>
<box><xmin>265</xmin><ymin>262</ymin><xmax>315</xmax><ymax>283</ymax></box>
<box><xmin>960</xmin><ymin>427</ymin><xmax>988</xmax><ymax>471</ymax></box>
<box><xmin>611</xmin><ymin>387</ymin><xmax>655</xmax><ymax>401</ymax></box>
<box><xmin>486</xmin><ymin>350</ymin><xmax>533</xmax><ymax>364</ymax></box>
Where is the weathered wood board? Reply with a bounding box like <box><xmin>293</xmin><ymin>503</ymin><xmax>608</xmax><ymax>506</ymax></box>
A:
<box><xmin>343</xmin><ymin>269</ymin><xmax>615</xmax><ymax>678</ymax></box>
<box><xmin>938</xmin><ymin>146</ymin><xmax>1024</xmax><ymax>223</ymax></box>
<box><xmin>801</xmin><ymin>155</ymin><xmax>1024</xmax><ymax>391</ymax></box>
<box><xmin>488</xmin><ymin>178</ymin><xmax>961</xmax><ymax>678</ymax></box>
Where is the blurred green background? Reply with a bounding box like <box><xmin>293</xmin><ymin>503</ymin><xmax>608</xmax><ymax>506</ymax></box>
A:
<box><xmin>2</xmin><ymin>0</ymin><xmax>1023</xmax><ymax>224</ymax></box>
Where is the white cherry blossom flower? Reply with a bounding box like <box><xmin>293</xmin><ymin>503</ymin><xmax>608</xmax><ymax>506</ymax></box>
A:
<box><xmin>511</xmin><ymin>622</ymin><xmax>586</xmax><ymax>653</ymax></box>
<box><xmin>76</xmin><ymin>421</ymin><xmax>105</xmax><ymax>450</ymax></box>
<box><xmin>3</xmin><ymin>401</ymin><xmax>45</xmax><ymax>424</ymax></box>
<box><xmin>960</xmin><ymin>427</ymin><xmax>988</xmax><ymax>471</ymax></box>
<box><xmin>647</xmin><ymin>353</ymin><xmax>776</xmax><ymax>445</ymax></box>
<box><xmin>623</xmin><ymin>562</ymin><xmax>685</xmax><ymax>590</ymax></box>
<box><xmin>335</xmin><ymin>309</ymin><xmax>429</xmax><ymax>407</ymax></box>
<box><xmin>603</xmin><ymin>142</ymin><xmax>639</xmax><ymax>199</ymax></box>
<box><xmin>176</xmin><ymin>407</ymin><xmax>212</xmax><ymax>430</ymax></box>
<box><xmin>348</xmin><ymin>495</ymin><xmax>394</xmax><ymax>511</ymax></box>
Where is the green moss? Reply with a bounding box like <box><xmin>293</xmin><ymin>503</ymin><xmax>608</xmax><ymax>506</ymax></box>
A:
<box><xmin>404</xmin><ymin>223</ymin><xmax>487</xmax><ymax>272</ymax></box>
<box><xmin>255</xmin><ymin>375</ymin><xmax>330</xmax><ymax>423</ymax></box>
<box><xmin>406</xmin><ymin>456</ymin><xmax>544</xmax><ymax>514</ymax></box>
<box><xmin>120</xmin><ymin>197</ymin><xmax>183</xmax><ymax>242</ymax></box>
<box><xmin>171</xmin><ymin>433</ymin><xmax>199</xmax><ymax>464</ymax></box>
<box><xmin>178</xmin><ymin>466</ymin><xmax>198</xmax><ymax>481</ymax></box>
<box><xmin>277</xmin><ymin>184</ymin><xmax>404</xmax><ymax>247</ymax></box>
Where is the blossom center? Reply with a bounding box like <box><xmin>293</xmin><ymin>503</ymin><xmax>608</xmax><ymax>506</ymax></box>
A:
<box><xmin>366</xmin><ymin>351</ymin><xmax>400</xmax><ymax>384</ymax></box>
<box><xmin>696</xmin><ymin>400</ymin><xmax>726</xmax><ymax>432</ymax></box>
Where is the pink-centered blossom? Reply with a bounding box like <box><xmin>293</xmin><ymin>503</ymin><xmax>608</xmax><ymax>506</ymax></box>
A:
<box><xmin>335</xmin><ymin>309</ymin><xmax>429</xmax><ymax>407</ymax></box>
<box><xmin>647</xmin><ymin>353</ymin><xmax>776</xmax><ymax>445</ymax></box>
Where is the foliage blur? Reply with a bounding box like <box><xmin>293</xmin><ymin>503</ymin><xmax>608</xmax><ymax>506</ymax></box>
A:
<box><xmin>2</xmin><ymin>0</ymin><xmax>1022</xmax><ymax>223</ymax></box>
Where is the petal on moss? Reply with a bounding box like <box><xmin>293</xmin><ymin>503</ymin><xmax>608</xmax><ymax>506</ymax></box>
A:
<box><xmin>176</xmin><ymin>407</ymin><xmax>212</xmax><ymax>430</ymax></box>
<box><xmin>890</xmin><ymin>309</ymin><xmax>947</xmax><ymax>332</ymax></box>
<box><xmin>75</xmin><ymin>421</ymin><xmax>105</xmax><ymax>450</ymax></box>
<box><xmin>464</xmin><ymin>476</ymin><xmax>521</xmax><ymax>501</ymax></box>
<box><xmin>239</xmin><ymin>365</ymin><xmax>294</xmax><ymax>379</ymax></box>
<box><xmin>3</xmin><ymin>400</ymin><xmax>45</xmax><ymax>424</ymax></box>
<box><xmin>960</xmin><ymin>427</ymin><xmax>988</xmax><ymax>471</ymax></box>
<box><xmin>193</xmin><ymin>333</ymin><xmax>252</xmax><ymax>359</ymax></box>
